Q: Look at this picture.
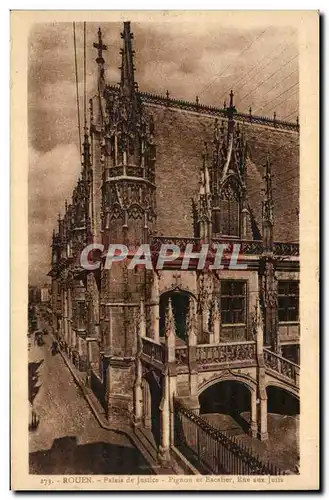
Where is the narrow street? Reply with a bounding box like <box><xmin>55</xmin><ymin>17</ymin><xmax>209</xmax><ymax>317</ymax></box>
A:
<box><xmin>28</xmin><ymin>317</ymin><xmax>151</xmax><ymax>475</ymax></box>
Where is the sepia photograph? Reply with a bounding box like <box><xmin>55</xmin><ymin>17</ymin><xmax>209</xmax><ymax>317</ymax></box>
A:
<box><xmin>11</xmin><ymin>9</ymin><xmax>319</xmax><ymax>490</ymax></box>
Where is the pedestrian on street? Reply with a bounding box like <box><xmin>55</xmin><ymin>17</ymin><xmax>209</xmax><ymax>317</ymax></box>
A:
<box><xmin>51</xmin><ymin>340</ymin><xmax>59</xmax><ymax>355</ymax></box>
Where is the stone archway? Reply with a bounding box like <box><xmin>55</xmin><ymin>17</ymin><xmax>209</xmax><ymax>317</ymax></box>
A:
<box><xmin>159</xmin><ymin>290</ymin><xmax>194</xmax><ymax>342</ymax></box>
<box><xmin>265</xmin><ymin>385</ymin><xmax>300</xmax><ymax>467</ymax></box>
<box><xmin>266</xmin><ymin>385</ymin><xmax>300</xmax><ymax>416</ymax></box>
<box><xmin>199</xmin><ymin>379</ymin><xmax>254</xmax><ymax>436</ymax></box>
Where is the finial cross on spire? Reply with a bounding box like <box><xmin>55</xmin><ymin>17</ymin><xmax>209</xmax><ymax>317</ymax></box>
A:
<box><xmin>224</xmin><ymin>90</ymin><xmax>236</xmax><ymax>120</ymax></box>
<box><xmin>93</xmin><ymin>27</ymin><xmax>107</xmax><ymax>62</ymax></box>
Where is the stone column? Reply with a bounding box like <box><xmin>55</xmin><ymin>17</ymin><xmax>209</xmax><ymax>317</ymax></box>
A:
<box><xmin>255</xmin><ymin>297</ymin><xmax>269</xmax><ymax>441</ymax></box>
<box><xmin>143</xmin><ymin>380</ymin><xmax>152</xmax><ymax>429</ymax></box>
<box><xmin>202</xmin><ymin>306</ymin><xmax>209</xmax><ymax>335</ymax></box>
<box><xmin>59</xmin><ymin>287</ymin><xmax>64</xmax><ymax>339</ymax></box>
<box><xmin>250</xmin><ymin>390</ymin><xmax>258</xmax><ymax>438</ymax></box>
<box><xmin>198</xmin><ymin>273</ymin><xmax>213</xmax><ymax>342</ymax></box>
<box><xmin>78</xmin><ymin>336</ymin><xmax>83</xmax><ymax>356</ymax></box>
<box><xmin>209</xmin><ymin>297</ymin><xmax>220</xmax><ymax>344</ymax></box>
<box><xmin>187</xmin><ymin>298</ymin><xmax>198</xmax><ymax>397</ymax></box>
<box><xmin>241</xmin><ymin>207</ymin><xmax>249</xmax><ymax>239</ymax></box>
<box><xmin>140</xmin><ymin>298</ymin><xmax>146</xmax><ymax>338</ymax></box>
<box><xmin>67</xmin><ymin>287</ymin><xmax>72</xmax><ymax>355</ymax></box>
<box><xmin>133</xmin><ymin>300</ymin><xmax>144</xmax><ymax>427</ymax></box>
<box><xmin>151</xmin><ymin>275</ymin><xmax>160</xmax><ymax>343</ymax></box>
<box><xmin>158</xmin><ymin>372</ymin><xmax>170</xmax><ymax>463</ymax></box>
<box><xmin>133</xmin><ymin>357</ymin><xmax>143</xmax><ymax>427</ymax></box>
<box><xmin>86</xmin><ymin>340</ymin><xmax>93</xmax><ymax>386</ymax></box>
<box><xmin>63</xmin><ymin>288</ymin><xmax>68</xmax><ymax>346</ymax></box>
<box><xmin>165</xmin><ymin>301</ymin><xmax>176</xmax><ymax>364</ymax></box>
<box><xmin>165</xmin><ymin>300</ymin><xmax>177</xmax><ymax>447</ymax></box>
<box><xmin>168</xmin><ymin>373</ymin><xmax>177</xmax><ymax>447</ymax></box>
<box><xmin>105</xmin><ymin>362</ymin><xmax>112</xmax><ymax>420</ymax></box>
<box><xmin>88</xmin><ymin>341</ymin><xmax>93</xmax><ymax>365</ymax></box>
<box><xmin>163</xmin><ymin>298</ymin><xmax>177</xmax><ymax>448</ymax></box>
<box><xmin>71</xmin><ymin>329</ymin><xmax>76</xmax><ymax>352</ymax></box>
<box><xmin>258</xmin><ymin>396</ymin><xmax>268</xmax><ymax>441</ymax></box>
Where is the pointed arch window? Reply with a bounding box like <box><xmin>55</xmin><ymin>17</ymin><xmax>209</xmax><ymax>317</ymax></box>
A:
<box><xmin>214</xmin><ymin>178</ymin><xmax>241</xmax><ymax>237</ymax></box>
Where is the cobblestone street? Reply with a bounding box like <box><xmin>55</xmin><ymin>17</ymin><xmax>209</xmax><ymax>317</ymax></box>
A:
<box><xmin>28</xmin><ymin>321</ymin><xmax>151</xmax><ymax>475</ymax></box>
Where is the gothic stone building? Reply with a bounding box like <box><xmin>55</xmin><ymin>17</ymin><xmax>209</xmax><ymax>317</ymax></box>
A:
<box><xmin>49</xmin><ymin>22</ymin><xmax>300</xmax><ymax>462</ymax></box>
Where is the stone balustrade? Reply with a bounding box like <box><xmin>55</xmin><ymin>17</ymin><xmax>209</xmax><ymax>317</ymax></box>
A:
<box><xmin>141</xmin><ymin>336</ymin><xmax>165</xmax><ymax>364</ymax></box>
<box><xmin>196</xmin><ymin>341</ymin><xmax>257</xmax><ymax>366</ymax></box>
<box><xmin>149</xmin><ymin>236</ymin><xmax>299</xmax><ymax>257</ymax></box>
<box><xmin>263</xmin><ymin>347</ymin><xmax>300</xmax><ymax>386</ymax></box>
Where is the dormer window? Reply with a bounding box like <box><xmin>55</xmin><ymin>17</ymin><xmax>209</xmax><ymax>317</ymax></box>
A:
<box><xmin>213</xmin><ymin>178</ymin><xmax>240</xmax><ymax>237</ymax></box>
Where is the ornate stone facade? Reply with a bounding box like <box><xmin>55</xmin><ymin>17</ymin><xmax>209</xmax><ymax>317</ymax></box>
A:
<box><xmin>49</xmin><ymin>21</ymin><xmax>300</xmax><ymax>435</ymax></box>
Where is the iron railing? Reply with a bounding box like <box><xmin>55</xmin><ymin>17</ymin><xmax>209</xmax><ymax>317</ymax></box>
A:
<box><xmin>174</xmin><ymin>399</ymin><xmax>285</xmax><ymax>475</ymax></box>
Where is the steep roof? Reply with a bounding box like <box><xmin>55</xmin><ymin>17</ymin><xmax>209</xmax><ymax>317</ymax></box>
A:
<box><xmin>128</xmin><ymin>97</ymin><xmax>299</xmax><ymax>243</ymax></box>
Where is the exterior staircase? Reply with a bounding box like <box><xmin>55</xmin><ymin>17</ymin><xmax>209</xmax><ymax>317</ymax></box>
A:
<box><xmin>263</xmin><ymin>347</ymin><xmax>300</xmax><ymax>393</ymax></box>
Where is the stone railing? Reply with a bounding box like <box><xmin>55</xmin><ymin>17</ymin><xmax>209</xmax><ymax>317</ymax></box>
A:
<box><xmin>150</xmin><ymin>236</ymin><xmax>201</xmax><ymax>253</ymax></box>
<box><xmin>273</xmin><ymin>242</ymin><xmax>299</xmax><ymax>257</ymax></box>
<box><xmin>196</xmin><ymin>341</ymin><xmax>256</xmax><ymax>366</ymax></box>
<box><xmin>175</xmin><ymin>345</ymin><xmax>188</xmax><ymax>366</ymax></box>
<box><xmin>212</xmin><ymin>239</ymin><xmax>263</xmax><ymax>255</ymax></box>
<box><xmin>149</xmin><ymin>236</ymin><xmax>299</xmax><ymax>258</ymax></box>
<box><xmin>141</xmin><ymin>336</ymin><xmax>165</xmax><ymax>364</ymax></box>
<box><xmin>263</xmin><ymin>348</ymin><xmax>300</xmax><ymax>386</ymax></box>
<box><xmin>104</xmin><ymin>85</ymin><xmax>299</xmax><ymax>132</ymax></box>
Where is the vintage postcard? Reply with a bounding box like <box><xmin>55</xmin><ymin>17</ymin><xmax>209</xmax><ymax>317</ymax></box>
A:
<box><xmin>11</xmin><ymin>10</ymin><xmax>319</xmax><ymax>490</ymax></box>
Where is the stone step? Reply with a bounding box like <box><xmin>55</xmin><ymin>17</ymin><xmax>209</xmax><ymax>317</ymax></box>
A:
<box><xmin>133</xmin><ymin>427</ymin><xmax>175</xmax><ymax>475</ymax></box>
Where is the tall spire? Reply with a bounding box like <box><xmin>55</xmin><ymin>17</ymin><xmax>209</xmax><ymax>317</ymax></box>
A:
<box><xmin>165</xmin><ymin>299</ymin><xmax>176</xmax><ymax>338</ymax></box>
<box><xmin>262</xmin><ymin>151</ymin><xmax>274</xmax><ymax>252</ymax></box>
<box><xmin>226</xmin><ymin>89</ymin><xmax>237</xmax><ymax>130</ymax></box>
<box><xmin>198</xmin><ymin>142</ymin><xmax>212</xmax><ymax>242</ymax></box>
<box><xmin>186</xmin><ymin>297</ymin><xmax>197</xmax><ymax>343</ymax></box>
<box><xmin>120</xmin><ymin>21</ymin><xmax>136</xmax><ymax>99</ymax></box>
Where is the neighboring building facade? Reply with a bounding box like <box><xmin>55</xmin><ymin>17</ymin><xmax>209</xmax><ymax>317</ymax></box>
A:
<box><xmin>49</xmin><ymin>22</ymin><xmax>300</xmax><ymax>461</ymax></box>
<box><xmin>40</xmin><ymin>284</ymin><xmax>51</xmax><ymax>303</ymax></box>
<box><xmin>28</xmin><ymin>285</ymin><xmax>40</xmax><ymax>305</ymax></box>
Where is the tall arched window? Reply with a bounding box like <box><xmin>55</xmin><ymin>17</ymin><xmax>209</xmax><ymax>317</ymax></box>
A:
<box><xmin>219</xmin><ymin>178</ymin><xmax>240</xmax><ymax>237</ymax></box>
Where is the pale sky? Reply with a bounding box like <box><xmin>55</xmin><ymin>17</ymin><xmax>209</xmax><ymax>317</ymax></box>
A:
<box><xmin>28</xmin><ymin>20</ymin><xmax>298</xmax><ymax>286</ymax></box>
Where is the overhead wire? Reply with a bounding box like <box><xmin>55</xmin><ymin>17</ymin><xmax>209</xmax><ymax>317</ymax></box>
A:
<box><xmin>265</xmin><ymin>88</ymin><xmax>299</xmax><ymax>115</ymax></box>
<box><xmin>199</xmin><ymin>28</ymin><xmax>268</xmax><ymax>97</ymax></box>
<box><xmin>83</xmin><ymin>21</ymin><xmax>87</xmax><ymax>134</ymax></box>
<box><xmin>219</xmin><ymin>39</ymin><xmax>297</xmax><ymax>102</ymax></box>
<box><xmin>282</xmin><ymin>108</ymin><xmax>299</xmax><ymax>121</ymax></box>
<box><xmin>252</xmin><ymin>69</ymin><xmax>298</xmax><ymax>109</ymax></box>
<box><xmin>238</xmin><ymin>53</ymin><xmax>298</xmax><ymax>105</ymax></box>
<box><xmin>73</xmin><ymin>22</ymin><xmax>82</xmax><ymax>159</ymax></box>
